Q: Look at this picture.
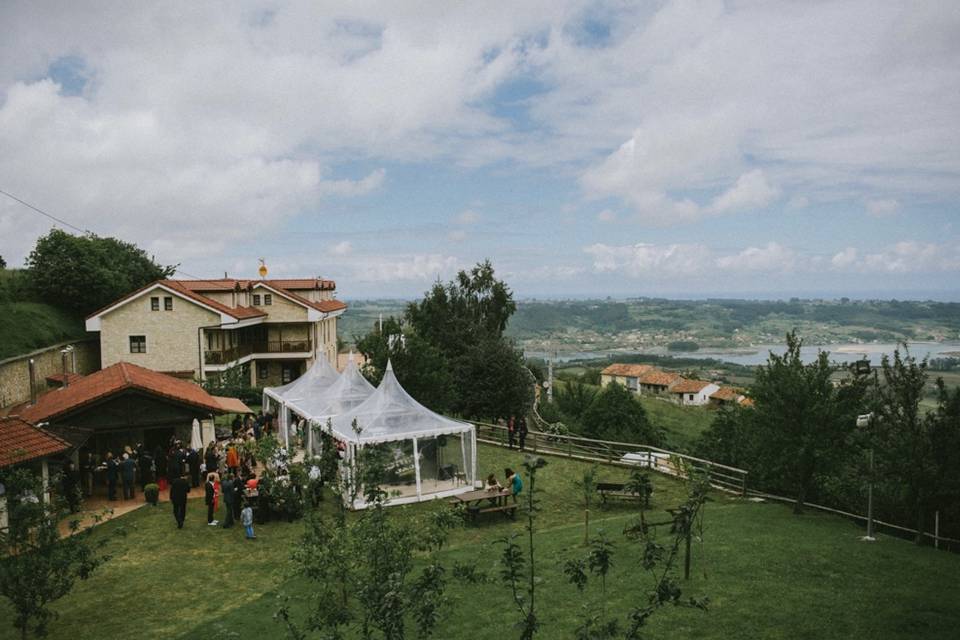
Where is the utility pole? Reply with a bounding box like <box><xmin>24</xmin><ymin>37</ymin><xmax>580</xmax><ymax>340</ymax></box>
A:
<box><xmin>857</xmin><ymin>412</ymin><xmax>876</xmax><ymax>542</ymax></box>
<box><xmin>547</xmin><ymin>352</ymin><xmax>555</xmax><ymax>403</ymax></box>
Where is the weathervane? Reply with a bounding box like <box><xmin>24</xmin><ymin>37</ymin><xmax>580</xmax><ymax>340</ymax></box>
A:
<box><xmin>258</xmin><ymin>258</ymin><xmax>268</xmax><ymax>278</ymax></box>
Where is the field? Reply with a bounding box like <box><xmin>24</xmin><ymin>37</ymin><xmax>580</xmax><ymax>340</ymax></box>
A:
<box><xmin>3</xmin><ymin>443</ymin><xmax>958</xmax><ymax>640</ymax></box>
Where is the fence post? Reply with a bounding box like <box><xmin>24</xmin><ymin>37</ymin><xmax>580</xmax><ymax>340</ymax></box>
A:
<box><xmin>741</xmin><ymin>473</ymin><xmax>747</xmax><ymax>498</ymax></box>
<box><xmin>935</xmin><ymin>511</ymin><xmax>940</xmax><ymax>550</ymax></box>
<box><xmin>567</xmin><ymin>437</ymin><xmax>572</xmax><ymax>459</ymax></box>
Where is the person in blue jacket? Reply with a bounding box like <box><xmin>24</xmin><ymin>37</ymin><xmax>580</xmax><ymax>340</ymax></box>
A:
<box><xmin>505</xmin><ymin>467</ymin><xmax>522</xmax><ymax>502</ymax></box>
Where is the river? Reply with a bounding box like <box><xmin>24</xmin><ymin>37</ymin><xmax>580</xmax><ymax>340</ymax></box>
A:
<box><xmin>526</xmin><ymin>342</ymin><xmax>960</xmax><ymax>367</ymax></box>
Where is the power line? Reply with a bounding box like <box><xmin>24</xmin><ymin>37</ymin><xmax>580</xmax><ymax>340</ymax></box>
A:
<box><xmin>0</xmin><ymin>188</ymin><xmax>91</xmax><ymax>235</ymax></box>
<box><xmin>0</xmin><ymin>187</ymin><xmax>232</xmax><ymax>285</ymax></box>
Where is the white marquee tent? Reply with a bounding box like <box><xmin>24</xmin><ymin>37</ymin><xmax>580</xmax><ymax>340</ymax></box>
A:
<box><xmin>262</xmin><ymin>354</ymin><xmax>340</xmax><ymax>447</ymax></box>
<box><xmin>285</xmin><ymin>355</ymin><xmax>375</xmax><ymax>454</ymax></box>
<box><xmin>327</xmin><ymin>361</ymin><xmax>476</xmax><ymax>508</ymax></box>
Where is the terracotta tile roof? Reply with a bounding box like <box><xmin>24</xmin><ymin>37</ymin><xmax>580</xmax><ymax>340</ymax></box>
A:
<box><xmin>0</xmin><ymin>416</ymin><xmax>71</xmax><ymax>468</ymax></box>
<box><xmin>601</xmin><ymin>363</ymin><xmax>655</xmax><ymax>378</ymax></box>
<box><xmin>162</xmin><ymin>281</ymin><xmax>267</xmax><ymax>319</ymax></box>
<box><xmin>738</xmin><ymin>396</ymin><xmax>755</xmax><ymax>408</ymax></box>
<box><xmin>670</xmin><ymin>379</ymin><xmax>713</xmax><ymax>394</ymax></box>
<box><xmin>177</xmin><ymin>278</ymin><xmax>336</xmax><ymax>292</ymax></box>
<box><xmin>19</xmin><ymin>362</ymin><xmax>225</xmax><ymax>424</ymax></box>
<box><xmin>45</xmin><ymin>373</ymin><xmax>85</xmax><ymax>386</ymax></box>
<box><xmin>710</xmin><ymin>387</ymin><xmax>743</xmax><ymax>402</ymax></box>
<box><xmin>639</xmin><ymin>370</ymin><xmax>682</xmax><ymax>387</ymax></box>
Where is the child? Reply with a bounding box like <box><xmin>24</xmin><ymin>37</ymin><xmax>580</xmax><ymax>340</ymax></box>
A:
<box><xmin>241</xmin><ymin>501</ymin><xmax>256</xmax><ymax>539</ymax></box>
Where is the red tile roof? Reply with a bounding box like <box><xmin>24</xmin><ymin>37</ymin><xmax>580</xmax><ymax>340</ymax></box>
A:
<box><xmin>162</xmin><ymin>281</ymin><xmax>267</xmax><ymax>319</ymax></box>
<box><xmin>177</xmin><ymin>278</ymin><xmax>336</xmax><ymax>292</ymax></box>
<box><xmin>45</xmin><ymin>373</ymin><xmax>85</xmax><ymax>386</ymax></box>
<box><xmin>0</xmin><ymin>416</ymin><xmax>71</xmax><ymax>468</ymax></box>
<box><xmin>19</xmin><ymin>362</ymin><xmax>225</xmax><ymax>424</ymax></box>
<box><xmin>670</xmin><ymin>379</ymin><xmax>713</xmax><ymax>394</ymax></box>
<box><xmin>710</xmin><ymin>387</ymin><xmax>743</xmax><ymax>402</ymax></box>
<box><xmin>639</xmin><ymin>370</ymin><xmax>682</xmax><ymax>387</ymax></box>
<box><xmin>601</xmin><ymin>363</ymin><xmax>655</xmax><ymax>378</ymax></box>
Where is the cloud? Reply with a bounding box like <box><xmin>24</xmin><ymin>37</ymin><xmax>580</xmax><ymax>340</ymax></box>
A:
<box><xmin>709</xmin><ymin>170</ymin><xmax>780</xmax><ymax>214</ymax></box>
<box><xmin>448</xmin><ymin>229</ymin><xmax>468</xmax><ymax>242</ymax></box>
<box><xmin>356</xmin><ymin>254</ymin><xmax>459</xmax><ymax>282</ymax></box>
<box><xmin>596</xmin><ymin>209</ymin><xmax>617</xmax><ymax>222</ymax></box>
<box><xmin>716</xmin><ymin>242</ymin><xmax>797</xmax><ymax>272</ymax></box>
<box><xmin>866</xmin><ymin>198</ymin><xmax>900</xmax><ymax>217</ymax></box>
<box><xmin>831</xmin><ymin>247</ymin><xmax>858</xmax><ymax>269</ymax></box>
<box><xmin>454</xmin><ymin>210</ymin><xmax>482</xmax><ymax>225</ymax></box>
<box><xmin>584</xmin><ymin>242</ymin><xmax>714</xmax><ymax>277</ymax></box>
<box><xmin>331</xmin><ymin>241</ymin><xmax>353</xmax><ymax>256</ymax></box>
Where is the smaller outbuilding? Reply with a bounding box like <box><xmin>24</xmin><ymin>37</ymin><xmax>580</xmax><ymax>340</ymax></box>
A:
<box><xmin>0</xmin><ymin>416</ymin><xmax>73</xmax><ymax>529</ymax></box>
<box><xmin>669</xmin><ymin>379</ymin><xmax>720</xmax><ymax>406</ymax></box>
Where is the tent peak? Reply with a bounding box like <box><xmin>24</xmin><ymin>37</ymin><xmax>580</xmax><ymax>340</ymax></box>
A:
<box><xmin>385</xmin><ymin>359</ymin><xmax>394</xmax><ymax>372</ymax></box>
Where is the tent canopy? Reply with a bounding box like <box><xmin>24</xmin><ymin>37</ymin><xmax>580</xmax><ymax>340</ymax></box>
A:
<box><xmin>286</xmin><ymin>356</ymin><xmax>375</xmax><ymax>426</ymax></box>
<box><xmin>262</xmin><ymin>354</ymin><xmax>340</xmax><ymax>409</ymax></box>
<box><xmin>329</xmin><ymin>361</ymin><xmax>472</xmax><ymax>444</ymax></box>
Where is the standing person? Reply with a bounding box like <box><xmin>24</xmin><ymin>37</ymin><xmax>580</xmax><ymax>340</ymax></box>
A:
<box><xmin>518</xmin><ymin>415</ymin><xmax>528</xmax><ymax>451</ymax></box>
<box><xmin>204</xmin><ymin>442</ymin><xmax>219</xmax><ymax>478</ymax></box>
<box><xmin>204</xmin><ymin>473</ymin><xmax>219</xmax><ymax>526</ymax></box>
<box><xmin>136</xmin><ymin>444</ymin><xmax>152</xmax><ymax>490</ymax></box>
<box><xmin>226</xmin><ymin>442</ymin><xmax>240</xmax><ymax>476</ymax></box>
<box><xmin>170</xmin><ymin>474</ymin><xmax>190</xmax><ymax>529</ymax></box>
<box><xmin>188</xmin><ymin>447</ymin><xmax>201</xmax><ymax>488</ymax></box>
<box><xmin>61</xmin><ymin>461</ymin><xmax>80</xmax><ymax>513</ymax></box>
<box><xmin>154</xmin><ymin>444</ymin><xmax>168</xmax><ymax>491</ymax></box>
<box><xmin>241</xmin><ymin>500</ymin><xmax>256</xmax><ymax>540</ymax></box>
<box><xmin>505</xmin><ymin>467</ymin><xmax>523</xmax><ymax>503</ymax></box>
<box><xmin>507</xmin><ymin>416</ymin><xmax>516</xmax><ymax>449</ymax></box>
<box><xmin>105</xmin><ymin>452</ymin><xmax>119</xmax><ymax>501</ymax></box>
<box><xmin>121</xmin><ymin>452</ymin><xmax>137</xmax><ymax>500</ymax></box>
<box><xmin>231</xmin><ymin>414</ymin><xmax>242</xmax><ymax>436</ymax></box>
<box><xmin>79</xmin><ymin>451</ymin><xmax>94</xmax><ymax>497</ymax></box>
<box><xmin>221</xmin><ymin>473</ymin><xmax>235</xmax><ymax>529</ymax></box>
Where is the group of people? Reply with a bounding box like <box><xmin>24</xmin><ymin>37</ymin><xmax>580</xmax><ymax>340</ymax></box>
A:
<box><xmin>168</xmin><ymin>470</ymin><xmax>256</xmax><ymax>539</ymax></box>
<box><xmin>231</xmin><ymin>410</ymin><xmax>277</xmax><ymax>441</ymax></box>
<box><xmin>506</xmin><ymin>415</ymin><xmax>528</xmax><ymax>450</ymax></box>
<box><xmin>485</xmin><ymin>467</ymin><xmax>523</xmax><ymax>501</ymax></box>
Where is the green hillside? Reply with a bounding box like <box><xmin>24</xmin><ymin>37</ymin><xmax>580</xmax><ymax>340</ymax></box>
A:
<box><xmin>0</xmin><ymin>301</ymin><xmax>87</xmax><ymax>360</ymax></box>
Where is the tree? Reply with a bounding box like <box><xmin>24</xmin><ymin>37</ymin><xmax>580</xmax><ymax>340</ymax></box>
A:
<box><xmin>0</xmin><ymin>468</ymin><xmax>112</xmax><ymax>639</ymax></box>
<box><xmin>749</xmin><ymin>332</ymin><xmax>867</xmax><ymax>513</ymax></box>
<box><xmin>695</xmin><ymin>406</ymin><xmax>755</xmax><ymax>469</ymax></box>
<box><xmin>581</xmin><ymin>382</ymin><xmax>660</xmax><ymax>445</ymax></box>
<box><xmin>455</xmin><ymin>334</ymin><xmax>533</xmax><ymax>421</ymax></box>
<box><xmin>26</xmin><ymin>229</ymin><xmax>176</xmax><ymax>316</ymax></box>
<box><xmin>0</xmin><ymin>255</ymin><xmax>6</xmax><ymax>269</ymax></box>
<box><xmin>554</xmin><ymin>381</ymin><xmax>597</xmax><ymax>422</ymax></box>
<box><xmin>871</xmin><ymin>348</ymin><xmax>948</xmax><ymax>543</ymax></box>
<box><xmin>927</xmin><ymin>379</ymin><xmax>960</xmax><ymax>540</ymax></box>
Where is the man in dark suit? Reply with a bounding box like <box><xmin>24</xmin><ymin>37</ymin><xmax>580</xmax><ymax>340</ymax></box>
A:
<box><xmin>187</xmin><ymin>448</ymin><xmax>201</xmax><ymax>487</ymax></box>
<box><xmin>204</xmin><ymin>473</ymin><xmax>218</xmax><ymax>526</ymax></box>
<box><xmin>105</xmin><ymin>452</ymin><xmax>119</xmax><ymax>501</ymax></box>
<box><xmin>170</xmin><ymin>474</ymin><xmax>190</xmax><ymax>529</ymax></box>
<box><xmin>220</xmin><ymin>474</ymin><xmax>235</xmax><ymax>528</ymax></box>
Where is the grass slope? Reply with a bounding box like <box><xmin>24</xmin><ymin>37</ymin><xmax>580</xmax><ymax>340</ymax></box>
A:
<box><xmin>3</xmin><ymin>445</ymin><xmax>957</xmax><ymax>640</ymax></box>
<box><xmin>0</xmin><ymin>301</ymin><xmax>86</xmax><ymax>360</ymax></box>
<box><xmin>638</xmin><ymin>396</ymin><xmax>715</xmax><ymax>452</ymax></box>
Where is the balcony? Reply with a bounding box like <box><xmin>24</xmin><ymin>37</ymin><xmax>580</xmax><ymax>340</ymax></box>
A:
<box><xmin>204</xmin><ymin>339</ymin><xmax>312</xmax><ymax>365</ymax></box>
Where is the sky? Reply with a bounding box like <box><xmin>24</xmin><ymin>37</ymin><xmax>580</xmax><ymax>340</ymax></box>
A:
<box><xmin>1</xmin><ymin>1</ymin><xmax>959</xmax><ymax>300</ymax></box>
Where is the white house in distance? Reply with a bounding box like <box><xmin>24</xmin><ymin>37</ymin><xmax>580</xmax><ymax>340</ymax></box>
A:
<box><xmin>600</xmin><ymin>363</ymin><xmax>655</xmax><ymax>392</ymax></box>
<box><xmin>669</xmin><ymin>379</ymin><xmax>720</xmax><ymax>406</ymax></box>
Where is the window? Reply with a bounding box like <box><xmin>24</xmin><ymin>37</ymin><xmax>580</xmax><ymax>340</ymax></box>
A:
<box><xmin>688</xmin><ymin>394</ymin><xmax>694</xmax><ymax>401</ymax></box>
<box><xmin>281</xmin><ymin>362</ymin><xmax>298</xmax><ymax>384</ymax></box>
<box><xmin>257</xmin><ymin>362</ymin><xmax>269</xmax><ymax>380</ymax></box>
<box><xmin>150</xmin><ymin>297</ymin><xmax>159</xmax><ymax>311</ymax></box>
<box><xmin>264</xmin><ymin>294</ymin><xmax>272</xmax><ymax>306</ymax></box>
<box><xmin>129</xmin><ymin>335</ymin><xmax>146</xmax><ymax>353</ymax></box>
<box><xmin>164</xmin><ymin>296</ymin><xmax>173</xmax><ymax>310</ymax></box>
<box><xmin>252</xmin><ymin>294</ymin><xmax>261</xmax><ymax>306</ymax></box>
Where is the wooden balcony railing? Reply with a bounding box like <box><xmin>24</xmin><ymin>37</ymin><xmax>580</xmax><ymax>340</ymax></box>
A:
<box><xmin>204</xmin><ymin>339</ymin><xmax>312</xmax><ymax>365</ymax></box>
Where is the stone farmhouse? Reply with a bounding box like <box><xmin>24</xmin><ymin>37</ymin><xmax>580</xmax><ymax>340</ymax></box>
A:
<box><xmin>601</xmin><ymin>363</ymin><xmax>751</xmax><ymax>408</ymax></box>
<box><xmin>85</xmin><ymin>278</ymin><xmax>346</xmax><ymax>386</ymax></box>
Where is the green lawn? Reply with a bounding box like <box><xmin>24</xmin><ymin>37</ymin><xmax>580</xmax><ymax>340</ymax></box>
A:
<box><xmin>638</xmin><ymin>396</ymin><xmax>716</xmax><ymax>452</ymax></box>
<box><xmin>3</xmin><ymin>444</ymin><xmax>958</xmax><ymax>640</ymax></box>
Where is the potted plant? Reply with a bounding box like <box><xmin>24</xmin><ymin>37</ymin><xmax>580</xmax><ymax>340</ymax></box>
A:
<box><xmin>144</xmin><ymin>483</ymin><xmax>160</xmax><ymax>506</ymax></box>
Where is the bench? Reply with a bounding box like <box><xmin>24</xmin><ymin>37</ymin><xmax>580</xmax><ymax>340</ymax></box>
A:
<box><xmin>467</xmin><ymin>503</ymin><xmax>517</xmax><ymax>520</ymax></box>
<box><xmin>597</xmin><ymin>482</ymin><xmax>643</xmax><ymax>504</ymax></box>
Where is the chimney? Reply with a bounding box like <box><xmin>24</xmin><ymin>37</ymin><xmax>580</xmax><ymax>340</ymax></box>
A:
<box><xmin>28</xmin><ymin>358</ymin><xmax>37</xmax><ymax>405</ymax></box>
<box><xmin>61</xmin><ymin>349</ymin><xmax>70</xmax><ymax>388</ymax></box>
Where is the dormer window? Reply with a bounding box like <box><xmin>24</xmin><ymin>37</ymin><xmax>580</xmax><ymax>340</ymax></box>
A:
<box><xmin>150</xmin><ymin>297</ymin><xmax>160</xmax><ymax>311</ymax></box>
<box><xmin>164</xmin><ymin>296</ymin><xmax>173</xmax><ymax>310</ymax></box>
<box><xmin>264</xmin><ymin>294</ymin><xmax>272</xmax><ymax>306</ymax></box>
<box><xmin>252</xmin><ymin>294</ymin><xmax>262</xmax><ymax>306</ymax></box>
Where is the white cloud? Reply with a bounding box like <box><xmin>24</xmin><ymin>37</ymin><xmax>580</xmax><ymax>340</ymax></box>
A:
<box><xmin>716</xmin><ymin>242</ymin><xmax>797</xmax><ymax>272</ymax></box>
<box><xmin>356</xmin><ymin>254</ymin><xmax>459</xmax><ymax>282</ymax></box>
<box><xmin>331</xmin><ymin>241</ymin><xmax>353</xmax><ymax>256</ymax></box>
<box><xmin>831</xmin><ymin>247</ymin><xmax>858</xmax><ymax>269</ymax></box>
<box><xmin>709</xmin><ymin>170</ymin><xmax>780</xmax><ymax>214</ymax></box>
<box><xmin>596</xmin><ymin>209</ymin><xmax>617</xmax><ymax>223</ymax></box>
<box><xmin>866</xmin><ymin>198</ymin><xmax>900</xmax><ymax>217</ymax></box>
<box><xmin>584</xmin><ymin>242</ymin><xmax>714</xmax><ymax>277</ymax></box>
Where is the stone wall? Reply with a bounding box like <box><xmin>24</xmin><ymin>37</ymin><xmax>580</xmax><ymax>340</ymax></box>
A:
<box><xmin>0</xmin><ymin>338</ymin><xmax>100</xmax><ymax>409</ymax></box>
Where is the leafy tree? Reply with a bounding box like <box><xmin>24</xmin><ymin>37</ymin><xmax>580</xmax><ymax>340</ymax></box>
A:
<box><xmin>0</xmin><ymin>468</ymin><xmax>113</xmax><ymax>639</ymax></box>
<box><xmin>581</xmin><ymin>382</ymin><xmax>659</xmax><ymax>445</ymax></box>
<box><xmin>498</xmin><ymin>456</ymin><xmax>548</xmax><ymax>639</ymax></box>
<box><xmin>871</xmin><ymin>348</ymin><xmax>956</xmax><ymax>543</ymax></box>
<box><xmin>26</xmin><ymin>229</ymin><xmax>176</xmax><ymax>316</ymax></box>
<box><xmin>0</xmin><ymin>255</ymin><xmax>6</xmax><ymax>268</ymax></box>
<box><xmin>694</xmin><ymin>406</ymin><xmax>755</xmax><ymax>469</ymax></box>
<box><xmin>927</xmin><ymin>379</ymin><xmax>960</xmax><ymax>540</ymax></box>
<box><xmin>574</xmin><ymin>464</ymin><xmax>598</xmax><ymax>543</ymax></box>
<box><xmin>564</xmin><ymin>531</ymin><xmax>619</xmax><ymax>639</ymax></box>
<box><xmin>749</xmin><ymin>331</ymin><xmax>867</xmax><ymax>513</ymax></box>
<box><xmin>455</xmin><ymin>334</ymin><xmax>533</xmax><ymax>421</ymax></box>
<box><xmin>554</xmin><ymin>381</ymin><xmax>597</xmax><ymax>422</ymax></box>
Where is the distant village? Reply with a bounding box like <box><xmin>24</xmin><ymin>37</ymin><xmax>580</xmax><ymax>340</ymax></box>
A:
<box><xmin>600</xmin><ymin>363</ymin><xmax>753</xmax><ymax>408</ymax></box>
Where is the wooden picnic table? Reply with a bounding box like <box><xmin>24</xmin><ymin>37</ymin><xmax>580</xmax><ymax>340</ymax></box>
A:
<box><xmin>452</xmin><ymin>487</ymin><xmax>516</xmax><ymax>521</ymax></box>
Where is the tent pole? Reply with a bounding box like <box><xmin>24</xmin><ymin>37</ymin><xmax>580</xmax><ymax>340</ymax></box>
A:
<box><xmin>460</xmin><ymin>433</ymin><xmax>467</xmax><ymax>487</ymax></box>
<box><xmin>471</xmin><ymin>427</ymin><xmax>477</xmax><ymax>487</ymax></box>
<box><xmin>413</xmin><ymin>437</ymin><xmax>422</xmax><ymax>500</ymax></box>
